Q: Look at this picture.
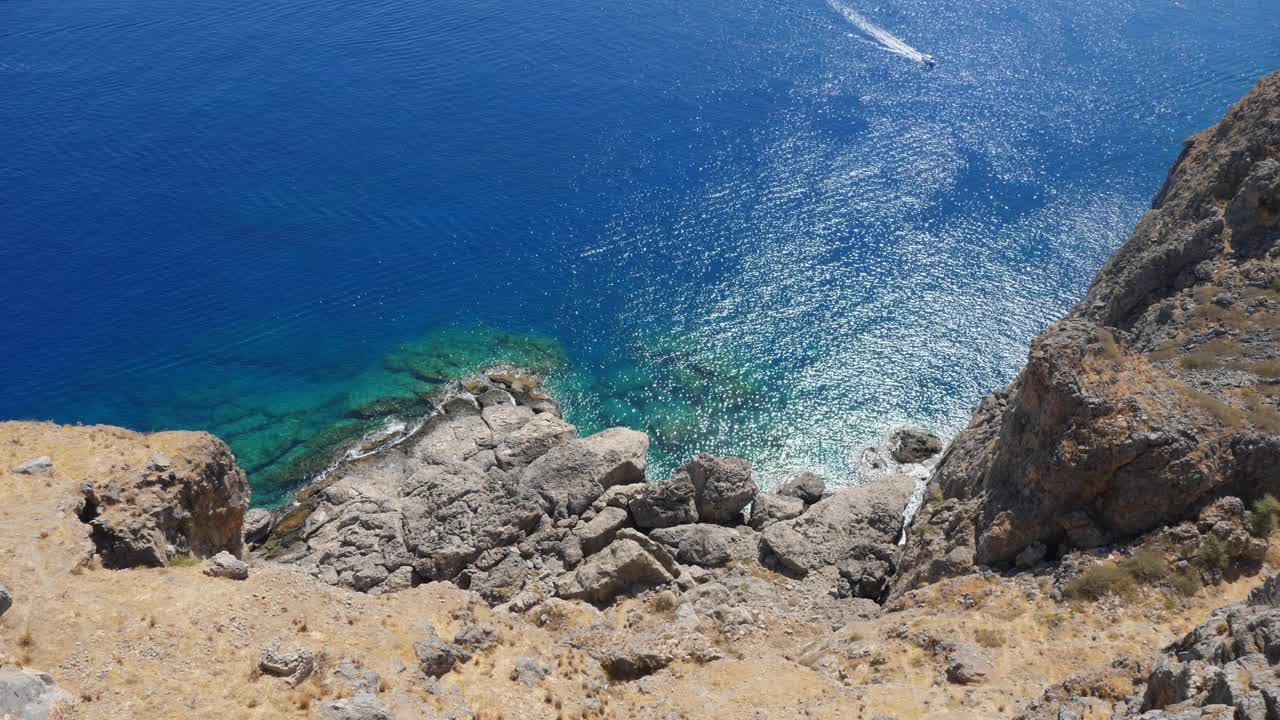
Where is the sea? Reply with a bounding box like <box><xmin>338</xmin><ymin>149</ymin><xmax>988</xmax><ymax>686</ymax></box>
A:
<box><xmin>2</xmin><ymin>0</ymin><xmax>1276</xmax><ymax>505</ymax></box>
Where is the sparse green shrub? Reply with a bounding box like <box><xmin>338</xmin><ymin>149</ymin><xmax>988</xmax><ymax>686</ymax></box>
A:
<box><xmin>1251</xmin><ymin>495</ymin><xmax>1280</xmax><ymax>537</ymax></box>
<box><xmin>168</xmin><ymin>553</ymin><xmax>200</xmax><ymax>568</ymax></box>
<box><xmin>1064</xmin><ymin>563</ymin><xmax>1134</xmax><ymax>601</ymax></box>
<box><xmin>1170</xmin><ymin>568</ymin><xmax>1203</xmax><ymax>597</ymax></box>
<box><xmin>1120</xmin><ymin>548</ymin><xmax>1169</xmax><ymax>582</ymax></box>
<box><xmin>1197</xmin><ymin>535</ymin><xmax>1229</xmax><ymax>571</ymax></box>
<box><xmin>974</xmin><ymin>628</ymin><xmax>1005</xmax><ymax>648</ymax></box>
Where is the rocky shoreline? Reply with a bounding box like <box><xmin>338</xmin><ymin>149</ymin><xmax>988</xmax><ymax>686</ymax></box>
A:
<box><xmin>0</xmin><ymin>70</ymin><xmax>1277</xmax><ymax>720</ymax></box>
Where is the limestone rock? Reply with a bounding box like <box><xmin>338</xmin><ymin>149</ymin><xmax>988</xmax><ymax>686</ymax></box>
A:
<box><xmin>889</xmin><ymin>426</ymin><xmax>944</xmax><ymax>464</ymax></box>
<box><xmin>521</xmin><ymin>427</ymin><xmax>648</xmax><ymax>517</ymax></box>
<box><xmin>554</xmin><ymin>538</ymin><xmax>673</xmax><ymax>604</ymax></box>
<box><xmin>259</xmin><ymin>640</ymin><xmax>315</xmax><ymax>686</ymax></box>
<box><xmin>943</xmin><ymin>641</ymin><xmax>992</xmax><ymax>685</ymax></box>
<box><xmin>649</xmin><ymin>524</ymin><xmax>757</xmax><ymax>567</ymax></box>
<box><xmin>0</xmin><ymin>583</ymin><xmax>10</xmax><ymax>618</ymax></box>
<box><xmin>575</xmin><ymin>506</ymin><xmax>630</xmax><ymax>556</ymax></box>
<box><xmin>495</xmin><ymin>413</ymin><xmax>576</xmax><ymax>469</ymax></box>
<box><xmin>415</xmin><ymin>625</ymin><xmax>470</xmax><ymax>678</ymax></box>
<box><xmin>631</xmin><ymin>472</ymin><xmax>698</xmax><ymax>529</ymax></box>
<box><xmin>685</xmin><ymin>454</ymin><xmax>757</xmax><ymax>524</ymax></box>
<box><xmin>894</xmin><ymin>71</ymin><xmax>1280</xmax><ymax>596</ymax></box>
<box><xmin>202</xmin><ymin>550</ymin><xmax>249</xmax><ymax>580</ymax></box>
<box><xmin>760</xmin><ymin>474</ymin><xmax>913</xmax><ymax>576</ymax></box>
<box><xmin>79</xmin><ymin>432</ymin><xmax>249</xmax><ymax>568</ymax></box>
<box><xmin>510</xmin><ymin>656</ymin><xmax>551</xmax><ymax>686</ymax></box>
<box><xmin>11</xmin><ymin>456</ymin><xmax>53</xmax><ymax>475</ymax></box>
<box><xmin>242</xmin><ymin>508</ymin><xmax>274</xmax><ymax>546</ymax></box>
<box><xmin>779</xmin><ymin>472</ymin><xmax>825</xmax><ymax>504</ymax></box>
<box><xmin>317</xmin><ymin>693</ymin><xmax>393</xmax><ymax>720</ymax></box>
<box><xmin>748</xmin><ymin>493</ymin><xmax>805</xmax><ymax>530</ymax></box>
<box><xmin>0</xmin><ymin>669</ymin><xmax>75</xmax><ymax>720</ymax></box>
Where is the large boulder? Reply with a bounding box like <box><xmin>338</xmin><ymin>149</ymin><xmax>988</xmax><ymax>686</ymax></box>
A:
<box><xmin>649</xmin><ymin>524</ymin><xmax>758</xmax><ymax>567</ymax></box>
<box><xmin>495</xmin><ymin>413</ymin><xmax>577</xmax><ymax>469</ymax></box>
<box><xmin>0</xmin><ymin>669</ymin><xmax>75</xmax><ymax>720</ymax></box>
<box><xmin>748</xmin><ymin>493</ymin><xmax>805</xmax><ymax>530</ymax></box>
<box><xmin>895</xmin><ymin>71</ymin><xmax>1280</xmax><ymax>597</ymax></box>
<box><xmin>685</xmin><ymin>454</ymin><xmax>757</xmax><ymax>524</ymax></box>
<box><xmin>889</xmin><ymin>426</ymin><xmax>944</xmax><ymax>464</ymax></box>
<box><xmin>521</xmin><ymin>427</ymin><xmax>648</xmax><ymax>517</ymax></box>
<box><xmin>630</xmin><ymin>473</ymin><xmax>698</xmax><ymax>529</ymax></box>
<box><xmin>574</xmin><ymin>506</ymin><xmax>630</xmax><ymax>556</ymax></box>
<box><xmin>554</xmin><ymin>538</ymin><xmax>674</xmax><ymax>604</ymax></box>
<box><xmin>761</xmin><ymin>474</ymin><xmax>913</xmax><ymax>576</ymax></box>
<box><xmin>77</xmin><ymin>431</ymin><xmax>249</xmax><ymax>568</ymax></box>
<box><xmin>779</xmin><ymin>472</ymin><xmax>825</xmax><ymax>505</ymax></box>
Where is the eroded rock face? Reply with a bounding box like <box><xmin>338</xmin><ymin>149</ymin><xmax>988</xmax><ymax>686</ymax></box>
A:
<box><xmin>895</xmin><ymin>71</ymin><xmax>1280</xmax><ymax>596</ymax></box>
<box><xmin>76</xmin><ymin>431</ymin><xmax>249</xmax><ymax>568</ymax></box>
<box><xmin>761</xmin><ymin>474</ymin><xmax>913</xmax><ymax>577</ymax></box>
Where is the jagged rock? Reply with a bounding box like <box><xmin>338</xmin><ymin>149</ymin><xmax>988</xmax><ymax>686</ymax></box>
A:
<box><xmin>779</xmin><ymin>472</ymin><xmax>825</xmax><ymax>504</ymax></box>
<box><xmin>685</xmin><ymin>454</ymin><xmax>757</xmax><ymax>524</ymax></box>
<box><xmin>11</xmin><ymin>456</ymin><xmax>53</xmax><ymax>475</ymax></box>
<box><xmin>467</xmin><ymin>550</ymin><xmax>529</xmax><ymax>604</ymax></box>
<box><xmin>1015</xmin><ymin>542</ymin><xmax>1047</xmax><ymax>569</ymax></box>
<box><xmin>495</xmin><ymin>413</ymin><xmax>576</xmax><ymax>469</ymax></box>
<box><xmin>575</xmin><ymin>506</ymin><xmax>630</xmax><ymax>556</ymax></box>
<box><xmin>592</xmin><ymin>483</ymin><xmax>649</xmax><ymax>513</ymax></box>
<box><xmin>649</xmin><ymin>524</ymin><xmax>757</xmax><ymax>567</ymax></box>
<box><xmin>630</xmin><ymin>472</ymin><xmax>698</xmax><ymax>529</ymax></box>
<box><xmin>944</xmin><ymin>641</ymin><xmax>992</xmax><ymax>685</ymax></box>
<box><xmin>318</xmin><ymin>693</ymin><xmax>393</xmax><ymax>720</ymax></box>
<box><xmin>454</xmin><ymin>624</ymin><xmax>498</xmax><ymax>653</ymax></box>
<box><xmin>748</xmin><ymin>493</ymin><xmax>805</xmax><ymax>530</ymax></box>
<box><xmin>889</xmin><ymin>427</ymin><xmax>944</xmax><ymax>464</ymax></box>
<box><xmin>259</xmin><ymin>640</ymin><xmax>315</xmax><ymax>686</ymax></box>
<box><xmin>381</xmin><ymin>565</ymin><xmax>416</xmax><ymax>594</ymax></box>
<box><xmin>77</xmin><ymin>432</ymin><xmax>248</xmax><ymax>568</ymax></box>
<box><xmin>0</xmin><ymin>583</ymin><xmax>10</xmax><ymax>617</ymax></box>
<box><xmin>510</xmin><ymin>657</ymin><xmax>551</xmax><ymax>686</ymax></box>
<box><xmin>615</xmin><ymin>528</ymin><xmax>680</xmax><ymax>577</ymax></box>
<box><xmin>1019</xmin><ymin>573</ymin><xmax>1280</xmax><ymax>719</ymax></box>
<box><xmin>521</xmin><ymin>427</ymin><xmax>649</xmax><ymax>517</ymax></box>
<box><xmin>0</xmin><ymin>669</ymin><xmax>75</xmax><ymax>719</ymax></box>
<box><xmin>415</xmin><ymin>625</ymin><xmax>470</xmax><ymax>678</ymax></box>
<box><xmin>761</xmin><ymin>474</ymin><xmax>913</xmax><ymax>576</ymax></box>
<box><xmin>554</xmin><ymin>538</ymin><xmax>673</xmax><ymax>604</ymax></box>
<box><xmin>242</xmin><ymin>508</ymin><xmax>273</xmax><ymax>545</ymax></box>
<box><xmin>836</xmin><ymin>557</ymin><xmax>895</xmax><ymax>601</ymax></box>
<box><xmin>202</xmin><ymin>550</ymin><xmax>248</xmax><ymax>580</ymax></box>
<box><xmin>893</xmin><ymin>71</ymin><xmax>1280</xmax><ymax>596</ymax></box>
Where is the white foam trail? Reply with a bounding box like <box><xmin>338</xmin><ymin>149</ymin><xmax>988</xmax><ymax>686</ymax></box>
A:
<box><xmin>826</xmin><ymin>0</ymin><xmax>933</xmax><ymax>65</ymax></box>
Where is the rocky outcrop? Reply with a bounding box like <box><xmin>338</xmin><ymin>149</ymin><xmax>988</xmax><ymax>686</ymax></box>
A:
<box><xmin>762</xmin><ymin>474</ymin><xmax>913</xmax><ymax>581</ymax></box>
<box><xmin>1019</xmin><ymin>573</ymin><xmax>1280</xmax><ymax>719</ymax></box>
<box><xmin>47</xmin><ymin>430</ymin><xmax>250</xmax><ymax>569</ymax></box>
<box><xmin>267</xmin><ymin>370</ymin><xmax>913</xmax><ymax>607</ymax></box>
<box><xmin>203</xmin><ymin>550</ymin><xmax>249</xmax><ymax>580</ymax></box>
<box><xmin>894</xmin><ymin>71</ymin><xmax>1280</xmax><ymax>597</ymax></box>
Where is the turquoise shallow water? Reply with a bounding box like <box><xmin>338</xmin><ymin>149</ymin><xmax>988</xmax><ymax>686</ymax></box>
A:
<box><xmin>1</xmin><ymin>0</ymin><xmax>1277</xmax><ymax>505</ymax></box>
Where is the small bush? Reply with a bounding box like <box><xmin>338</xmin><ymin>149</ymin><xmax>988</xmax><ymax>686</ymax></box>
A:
<box><xmin>974</xmin><ymin>627</ymin><xmax>1005</xmax><ymax>648</ymax></box>
<box><xmin>1197</xmin><ymin>535</ymin><xmax>1229</xmax><ymax>571</ymax></box>
<box><xmin>1121</xmin><ymin>548</ymin><xmax>1169</xmax><ymax>581</ymax></box>
<box><xmin>1170</xmin><ymin>568</ymin><xmax>1203</xmax><ymax>597</ymax></box>
<box><xmin>1064</xmin><ymin>563</ymin><xmax>1134</xmax><ymax>601</ymax></box>
<box><xmin>168</xmin><ymin>553</ymin><xmax>200</xmax><ymax>568</ymax></box>
<box><xmin>1250</xmin><ymin>495</ymin><xmax>1280</xmax><ymax>537</ymax></box>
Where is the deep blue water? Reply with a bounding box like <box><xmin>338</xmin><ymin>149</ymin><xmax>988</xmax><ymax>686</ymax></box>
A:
<box><xmin>2</xmin><ymin>0</ymin><xmax>1277</xmax><ymax>504</ymax></box>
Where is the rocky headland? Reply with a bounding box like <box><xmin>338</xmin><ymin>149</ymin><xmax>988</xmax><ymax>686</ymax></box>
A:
<box><xmin>0</xmin><ymin>70</ymin><xmax>1277</xmax><ymax>719</ymax></box>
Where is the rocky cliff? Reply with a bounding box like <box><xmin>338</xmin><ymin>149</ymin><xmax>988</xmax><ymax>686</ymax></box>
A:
<box><xmin>893</xmin><ymin>70</ymin><xmax>1280</xmax><ymax>597</ymax></box>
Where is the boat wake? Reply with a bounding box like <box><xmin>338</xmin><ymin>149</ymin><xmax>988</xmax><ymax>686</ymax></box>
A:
<box><xmin>826</xmin><ymin>0</ymin><xmax>934</xmax><ymax>67</ymax></box>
